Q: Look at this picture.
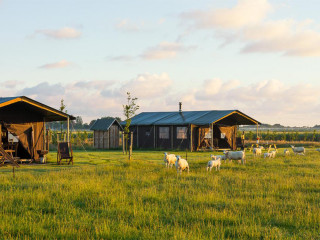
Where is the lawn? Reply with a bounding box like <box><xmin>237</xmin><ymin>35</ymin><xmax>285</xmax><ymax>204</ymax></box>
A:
<box><xmin>0</xmin><ymin>149</ymin><xmax>320</xmax><ymax>239</ymax></box>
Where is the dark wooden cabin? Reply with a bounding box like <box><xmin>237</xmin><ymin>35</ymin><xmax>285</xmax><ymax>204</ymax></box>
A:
<box><xmin>123</xmin><ymin>109</ymin><xmax>260</xmax><ymax>151</ymax></box>
<box><xmin>90</xmin><ymin>118</ymin><xmax>122</xmax><ymax>149</ymax></box>
<box><xmin>0</xmin><ymin>96</ymin><xmax>75</xmax><ymax>163</ymax></box>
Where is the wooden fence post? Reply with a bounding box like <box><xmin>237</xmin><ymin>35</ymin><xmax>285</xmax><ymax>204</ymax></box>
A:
<box><xmin>129</xmin><ymin>132</ymin><xmax>133</xmax><ymax>160</ymax></box>
<box><xmin>122</xmin><ymin>131</ymin><xmax>125</xmax><ymax>155</ymax></box>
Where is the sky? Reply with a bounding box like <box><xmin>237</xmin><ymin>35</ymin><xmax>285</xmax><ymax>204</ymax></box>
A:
<box><xmin>1</xmin><ymin>0</ymin><xmax>320</xmax><ymax>126</ymax></box>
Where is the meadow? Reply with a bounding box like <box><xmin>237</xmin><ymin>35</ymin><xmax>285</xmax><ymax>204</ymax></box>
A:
<box><xmin>0</xmin><ymin>149</ymin><xmax>320</xmax><ymax>239</ymax></box>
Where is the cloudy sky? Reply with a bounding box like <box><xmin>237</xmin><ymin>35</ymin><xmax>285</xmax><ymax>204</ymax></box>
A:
<box><xmin>1</xmin><ymin>0</ymin><xmax>320</xmax><ymax>126</ymax></box>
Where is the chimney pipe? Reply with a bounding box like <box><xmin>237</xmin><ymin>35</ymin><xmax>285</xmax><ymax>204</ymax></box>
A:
<box><xmin>179</xmin><ymin>102</ymin><xmax>182</xmax><ymax>112</ymax></box>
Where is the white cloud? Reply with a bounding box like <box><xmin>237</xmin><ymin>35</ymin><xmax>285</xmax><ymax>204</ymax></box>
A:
<box><xmin>13</xmin><ymin>74</ymin><xmax>173</xmax><ymax>121</ymax></box>
<box><xmin>120</xmin><ymin>73</ymin><xmax>173</xmax><ymax>98</ymax></box>
<box><xmin>39</xmin><ymin>60</ymin><xmax>71</xmax><ymax>69</ymax></box>
<box><xmin>73</xmin><ymin>80</ymin><xmax>115</xmax><ymax>90</ymax></box>
<box><xmin>141</xmin><ymin>42</ymin><xmax>196</xmax><ymax>60</ymax></box>
<box><xmin>168</xmin><ymin>79</ymin><xmax>320</xmax><ymax>126</ymax></box>
<box><xmin>36</xmin><ymin>27</ymin><xmax>81</xmax><ymax>39</ymax></box>
<box><xmin>107</xmin><ymin>55</ymin><xmax>135</xmax><ymax>62</ymax></box>
<box><xmin>181</xmin><ymin>0</ymin><xmax>272</xmax><ymax>29</ymax></box>
<box><xmin>3</xmin><ymin>80</ymin><xmax>24</xmax><ymax>89</ymax></box>
<box><xmin>18</xmin><ymin>82</ymin><xmax>65</xmax><ymax>97</ymax></box>
<box><xmin>181</xmin><ymin>0</ymin><xmax>320</xmax><ymax>57</ymax></box>
<box><xmin>115</xmin><ymin>19</ymin><xmax>144</xmax><ymax>32</ymax></box>
<box><xmin>8</xmin><ymin>75</ymin><xmax>320</xmax><ymax>126</ymax></box>
<box><xmin>240</xmin><ymin>20</ymin><xmax>320</xmax><ymax>56</ymax></box>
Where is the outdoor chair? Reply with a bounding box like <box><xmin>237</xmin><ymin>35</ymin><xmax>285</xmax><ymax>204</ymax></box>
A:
<box><xmin>0</xmin><ymin>145</ymin><xmax>19</xmax><ymax>167</ymax></box>
<box><xmin>57</xmin><ymin>142</ymin><xmax>73</xmax><ymax>165</ymax></box>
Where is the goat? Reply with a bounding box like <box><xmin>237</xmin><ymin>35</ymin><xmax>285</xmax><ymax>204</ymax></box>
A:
<box><xmin>224</xmin><ymin>151</ymin><xmax>246</xmax><ymax>164</ymax></box>
<box><xmin>207</xmin><ymin>157</ymin><xmax>221</xmax><ymax>172</ymax></box>
<box><xmin>164</xmin><ymin>152</ymin><xmax>176</xmax><ymax>168</ymax></box>
<box><xmin>291</xmin><ymin>145</ymin><xmax>305</xmax><ymax>155</ymax></box>
<box><xmin>175</xmin><ymin>156</ymin><xmax>189</xmax><ymax>174</ymax></box>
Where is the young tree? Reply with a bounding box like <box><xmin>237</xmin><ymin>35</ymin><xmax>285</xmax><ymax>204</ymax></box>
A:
<box><xmin>123</xmin><ymin>92</ymin><xmax>139</xmax><ymax>155</ymax></box>
<box><xmin>59</xmin><ymin>99</ymin><xmax>67</xmax><ymax>140</ymax></box>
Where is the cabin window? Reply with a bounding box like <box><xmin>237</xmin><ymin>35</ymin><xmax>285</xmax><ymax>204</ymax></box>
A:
<box><xmin>177</xmin><ymin>127</ymin><xmax>187</xmax><ymax>139</ymax></box>
<box><xmin>159</xmin><ymin>127</ymin><xmax>169</xmax><ymax>139</ymax></box>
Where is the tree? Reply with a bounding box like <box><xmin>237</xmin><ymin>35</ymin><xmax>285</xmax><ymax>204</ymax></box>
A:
<box><xmin>122</xmin><ymin>92</ymin><xmax>139</xmax><ymax>155</ymax></box>
<box><xmin>312</xmin><ymin>130</ymin><xmax>316</xmax><ymax>142</ymax></box>
<box><xmin>73</xmin><ymin>116</ymin><xmax>84</xmax><ymax>129</ymax></box>
<box><xmin>59</xmin><ymin>99</ymin><xmax>67</xmax><ymax>138</ymax></box>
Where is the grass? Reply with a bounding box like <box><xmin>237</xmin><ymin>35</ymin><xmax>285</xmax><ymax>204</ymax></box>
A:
<box><xmin>0</xmin><ymin>149</ymin><xmax>320</xmax><ymax>239</ymax></box>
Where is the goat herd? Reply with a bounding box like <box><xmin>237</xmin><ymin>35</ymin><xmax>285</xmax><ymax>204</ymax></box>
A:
<box><xmin>164</xmin><ymin>145</ymin><xmax>308</xmax><ymax>174</ymax></box>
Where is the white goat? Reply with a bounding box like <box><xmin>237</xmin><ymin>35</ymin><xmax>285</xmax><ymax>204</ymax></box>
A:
<box><xmin>253</xmin><ymin>148</ymin><xmax>262</xmax><ymax>157</ymax></box>
<box><xmin>164</xmin><ymin>152</ymin><xmax>176</xmax><ymax>168</ymax></box>
<box><xmin>264</xmin><ymin>152</ymin><xmax>271</xmax><ymax>158</ymax></box>
<box><xmin>284</xmin><ymin>149</ymin><xmax>290</xmax><ymax>156</ymax></box>
<box><xmin>264</xmin><ymin>150</ymin><xmax>276</xmax><ymax>158</ymax></box>
<box><xmin>210</xmin><ymin>154</ymin><xmax>227</xmax><ymax>162</ymax></box>
<box><xmin>224</xmin><ymin>151</ymin><xmax>246</xmax><ymax>164</ymax></box>
<box><xmin>291</xmin><ymin>145</ymin><xmax>305</xmax><ymax>155</ymax></box>
<box><xmin>269</xmin><ymin>150</ymin><xmax>277</xmax><ymax>158</ymax></box>
<box><xmin>207</xmin><ymin>157</ymin><xmax>221</xmax><ymax>172</ymax></box>
<box><xmin>175</xmin><ymin>156</ymin><xmax>189</xmax><ymax>174</ymax></box>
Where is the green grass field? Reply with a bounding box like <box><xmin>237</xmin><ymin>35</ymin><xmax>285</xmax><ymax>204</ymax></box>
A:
<box><xmin>0</xmin><ymin>149</ymin><xmax>320</xmax><ymax>239</ymax></box>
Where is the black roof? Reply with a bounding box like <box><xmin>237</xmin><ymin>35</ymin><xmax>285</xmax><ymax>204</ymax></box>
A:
<box><xmin>90</xmin><ymin>118</ymin><xmax>123</xmax><ymax>131</ymax></box>
<box><xmin>0</xmin><ymin>96</ymin><xmax>75</xmax><ymax>123</ymax></box>
<box><xmin>121</xmin><ymin>110</ymin><xmax>260</xmax><ymax>126</ymax></box>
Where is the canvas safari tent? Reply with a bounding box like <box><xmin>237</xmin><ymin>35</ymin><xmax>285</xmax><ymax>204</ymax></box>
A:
<box><xmin>0</xmin><ymin>96</ymin><xmax>75</xmax><ymax>163</ymax></box>
<box><xmin>124</xmin><ymin>106</ymin><xmax>260</xmax><ymax>151</ymax></box>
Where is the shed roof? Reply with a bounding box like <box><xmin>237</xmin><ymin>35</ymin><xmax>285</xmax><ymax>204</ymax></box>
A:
<box><xmin>122</xmin><ymin>110</ymin><xmax>260</xmax><ymax>126</ymax></box>
<box><xmin>0</xmin><ymin>96</ymin><xmax>75</xmax><ymax>123</ymax></box>
<box><xmin>90</xmin><ymin>118</ymin><xmax>123</xmax><ymax>131</ymax></box>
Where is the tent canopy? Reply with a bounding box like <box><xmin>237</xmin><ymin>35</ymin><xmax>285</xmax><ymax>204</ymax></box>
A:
<box><xmin>123</xmin><ymin>110</ymin><xmax>260</xmax><ymax>126</ymax></box>
<box><xmin>0</xmin><ymin>96</ymin><xmax>75</xmax><ymax>124</ymax></box>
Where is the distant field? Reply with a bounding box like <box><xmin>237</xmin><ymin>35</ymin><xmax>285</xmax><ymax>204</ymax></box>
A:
<box><xmin>1</xmin><ymin>149</ymin><xmax>320</xmax><ymax>239</ymax></box>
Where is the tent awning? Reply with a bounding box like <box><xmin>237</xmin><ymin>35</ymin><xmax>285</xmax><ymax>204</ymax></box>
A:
<box><xmin>0</xmin><ymin>96</ymin><xmax>75</xmax><ymax>123</ymax></box>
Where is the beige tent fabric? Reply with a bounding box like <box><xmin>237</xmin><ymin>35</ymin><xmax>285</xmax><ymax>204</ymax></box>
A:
<box><xmin>218</xmin><ymin>126</ymin><xmax>237</xmax><ymax>150</ymax></box>
<box><xmin>5</xmin><ymin>122</ymin><xmax>44</xmax><ymax>160</ymax></box>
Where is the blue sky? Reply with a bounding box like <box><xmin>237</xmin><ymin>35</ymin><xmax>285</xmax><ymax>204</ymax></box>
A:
<box><xmin>1</xmin><ymin>0</ymin><xmax>320</xmax><ymax>126</ymax></box>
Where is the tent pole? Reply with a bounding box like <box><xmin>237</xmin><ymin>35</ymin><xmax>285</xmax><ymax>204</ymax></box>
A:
<box><xmin>67</xmin><ymin>116</ymin><xmax>70</xmax><ymax>143</ymax></box>
<box><xmin>43</xmin><ymin>118</ymin><xmax>46</xmax><ymax>151</ymax></box>
<box><xmin>211</xmin><ymin>123</ymin><xmax>214</xmax><ymax>152</ymax></box>
<box><xmin>190</xmin><ymin>124</ymin><xmax>193</xmax><ymax>152</ymax></box>
<box><xmin>153</xmin><ymin>125</ymin><xmax>156</xmax><ymax>149</ymax></box>
<box><xmin>171</xmin><ymin>125</ymin><xmax>173</xmax><ymax>150</ymax></box>
<box><xmin>137</xmin><ymin>126</ymin><xmax>139</xmax><ymax>148</ymax></box>
<box><xmin>0</xmin><ymin>124</ymin><xmax>2</xmax><ymax>146</ymax></box>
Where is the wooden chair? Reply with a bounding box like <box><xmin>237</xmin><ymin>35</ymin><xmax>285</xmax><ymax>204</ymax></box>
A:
<box><xmin>0</xmin><ymin>145</ymin><xmax>19</xmax><ymax>167</ymax></box>
<box><xmin>57</xmin><ymin>142</ymin><xmax>73</xmax><ymax>165</ymax></box>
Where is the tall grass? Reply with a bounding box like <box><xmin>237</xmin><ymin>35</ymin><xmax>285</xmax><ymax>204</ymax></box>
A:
<box><xmin>0</xmin><ymin>150</ymin><xmax>320</xmax><ymax>239</ymax></box>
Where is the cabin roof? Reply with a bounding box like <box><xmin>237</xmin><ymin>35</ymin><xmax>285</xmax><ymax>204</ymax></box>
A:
<box><xmin>121</xmin><ymin>110</ymin><xmax>260</xmax><ymax>126</ymax></box>
<box><xmin>90</xmin><ymin>118</ymin><xmax>123</xmax><ymax>131</ymax></box>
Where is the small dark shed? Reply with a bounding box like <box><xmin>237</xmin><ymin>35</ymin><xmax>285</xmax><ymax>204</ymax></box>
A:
<box><xmin>90</xmin><ymin>118</ymin><xmax>122</xmax><ymax>149</ymax></box>
<box><xmin>123</xmin><ymin>109</ymin><xmax>260</xmax><ymax>151</ymax></box>
<box><xmin>0</xmin><ymin>96</ymin><xmax>75</xmax><ymax>162</ymax></box>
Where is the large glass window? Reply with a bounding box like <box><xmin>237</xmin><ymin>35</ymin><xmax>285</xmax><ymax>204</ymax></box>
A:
<box><xmin>159</xmin><ymin>127</ymin><xmax>169</xmax><ymax>139</ymax></box>
<box><xmin>177</xmin><ymin>127</ymin><xmax>187</xmax><ymax>139</ymax></box>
